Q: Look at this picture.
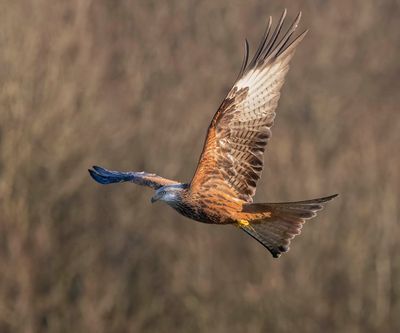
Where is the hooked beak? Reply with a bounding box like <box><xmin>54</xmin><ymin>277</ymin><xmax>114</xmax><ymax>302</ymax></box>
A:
<box><xmin>151</xmin><ymin>192</ymin><xmax>161</xmax><ymax>204</ymax></box>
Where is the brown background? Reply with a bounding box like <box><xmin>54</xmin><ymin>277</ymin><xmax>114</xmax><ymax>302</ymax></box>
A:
<box><xmin>0</xmin><ymin>0</ymin><xmax>399</xmax><ymax>332</ymax></box>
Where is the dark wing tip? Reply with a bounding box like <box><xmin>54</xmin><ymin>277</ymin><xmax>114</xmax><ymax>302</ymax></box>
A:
<box><xmin>236</xmin><ymin>39</ymin><xmax>250</xmax><ymax>80</ymax></box>
<box><xmin>238</xmin><ymin>10</ymin><xmax>306</xmax><ymax>79</ymax></box>
<box><xmin>92</xmin><ymin>165</ymin><xmax>107</xmax><ymax>173</ymax></box>
<box><xmin>317</xmin><ymin>194</ymin><xmax>339</xmax><ymax>203</ymax></box>
<box><xmin>88</xmin><ymin>165</ymin><xmax>116</xmax><ymax>184</ymax></box>
<box><xmin>88</xmin><ymin>168</ymin><xmax>108</xmax><ymax>184</ymax></box>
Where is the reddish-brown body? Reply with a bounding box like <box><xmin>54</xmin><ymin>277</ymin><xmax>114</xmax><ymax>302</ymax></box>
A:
<box><xmin>170</xmin><ymin>189</ymin><xmax>268</xmax><ymax>224</ymax></box>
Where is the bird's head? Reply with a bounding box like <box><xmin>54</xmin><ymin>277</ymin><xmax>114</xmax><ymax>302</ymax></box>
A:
<box><xmin>151</xmin><ymin>184</ymin><xmax>186</xmax><ymax>204</ymax></box>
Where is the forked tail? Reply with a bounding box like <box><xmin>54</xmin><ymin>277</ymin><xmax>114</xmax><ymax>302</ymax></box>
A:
<box><xmin>239</xmin><ymin>194</ymin><xmax>338</xmax><ymax>258</ymax></box>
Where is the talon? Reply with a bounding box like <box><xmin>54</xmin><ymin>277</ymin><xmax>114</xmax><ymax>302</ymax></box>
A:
<box><xmin>237</xmin><ymin>219</ymin><xmax>250</xmax><ymax>227</ymax></box>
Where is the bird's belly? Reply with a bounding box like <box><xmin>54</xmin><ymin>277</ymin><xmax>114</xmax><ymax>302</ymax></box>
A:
<box><xmin>172</xmin><ymin>204</ymin><xmax>215</xmax><ymax>224</ymax></box>
<box><xmin>170</xmin><ymin>201</ymin><xmax>236</xmax><ymax>224</ymax></box>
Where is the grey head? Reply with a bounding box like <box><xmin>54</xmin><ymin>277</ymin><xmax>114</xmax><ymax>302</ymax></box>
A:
<box><xmin>151</xmin><ymin>183</ymin><xmax>187</xmax><ymax>205</ymax></box>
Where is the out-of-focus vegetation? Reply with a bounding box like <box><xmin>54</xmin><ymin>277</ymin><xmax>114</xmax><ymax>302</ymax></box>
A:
<box><xmin>0</xmin><ymin>0</ymin><xmax>399</xmax><ymax>332</ymax></box>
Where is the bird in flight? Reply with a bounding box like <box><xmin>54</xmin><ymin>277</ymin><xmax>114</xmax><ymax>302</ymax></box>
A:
<box><xmin>89</xmin><ymin>10</ymin><xmax>338</xmax><ymax>258</ymax></box>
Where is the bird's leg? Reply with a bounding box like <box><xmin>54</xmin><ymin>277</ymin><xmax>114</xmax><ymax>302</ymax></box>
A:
<box><xmin>237</xmin><ymin>219</ymin><xmax>250</xmax><ymax>227</ymax></box>
<box><xmin>236</xmin><ymin>219</ymin><xmax>257</xmax><ymax>233</ymax></box>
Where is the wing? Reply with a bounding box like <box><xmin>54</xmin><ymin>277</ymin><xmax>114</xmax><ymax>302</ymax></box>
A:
<box><xmin>190</xmin><ymin>10</ymin><xmax>307</xmax><ymax>203</ymax></box>
<box><xmin>88</xmin><ymin>165</ymin><xmax>180</xmax><ymax>189</ymax></box>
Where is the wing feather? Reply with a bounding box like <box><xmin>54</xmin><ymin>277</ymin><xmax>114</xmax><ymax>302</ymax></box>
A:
<box><xmin>89</xmin><ymin>166</ymin><xmax>180</xmax><ymax>189</ymax></box>
<box><xmin>190</xmin><ymin>11</ymin><xmax>307</xmax><ymax>202</ymax></box>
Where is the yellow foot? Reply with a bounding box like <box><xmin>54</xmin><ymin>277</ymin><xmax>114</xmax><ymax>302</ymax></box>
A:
<box><xmin>237</xmin><ymin>219</ymin><xmax>250</xmax><ymax>227</ymax></box>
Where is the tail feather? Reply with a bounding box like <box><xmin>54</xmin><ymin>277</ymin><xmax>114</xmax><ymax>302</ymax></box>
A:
<box><xmin>239</xmin><ymin>194</ymin><xmax>338</xmax><ymax>258</ymax></box>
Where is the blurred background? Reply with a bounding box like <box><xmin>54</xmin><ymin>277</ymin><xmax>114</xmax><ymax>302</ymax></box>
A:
<box><xmin>0</xmin><ymin>0</ymin><xmax>399</xmax><ymax>332</ymax></box>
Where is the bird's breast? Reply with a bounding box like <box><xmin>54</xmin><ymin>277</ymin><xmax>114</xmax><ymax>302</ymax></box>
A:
<box><xmin>169</xmin><ymin>195</ymin><xmax>241</xmax><ymax>224</ymax></box>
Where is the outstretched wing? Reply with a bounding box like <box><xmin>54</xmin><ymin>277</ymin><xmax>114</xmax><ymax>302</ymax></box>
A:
<box><xmin>89</xmin><ymin>165</ymin><xmax>180</xmax><ymax>189</ymax></box>
<box><xmin>190</xmin><ymin>11</ymin><xmax>307</xmax><ymax>203</ymax></box>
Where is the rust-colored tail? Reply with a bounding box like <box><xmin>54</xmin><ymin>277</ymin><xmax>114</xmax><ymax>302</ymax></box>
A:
<box><xmin>239</xmin><ymin>194</ymin><xmax>338</xmax><ymax>258</ymax></box>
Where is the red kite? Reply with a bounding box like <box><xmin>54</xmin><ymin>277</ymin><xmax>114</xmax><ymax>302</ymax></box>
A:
<box><xmin>89</xmin><ymin>10</ymin><xmax>337</xmax><ymax>258</ymax></box>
